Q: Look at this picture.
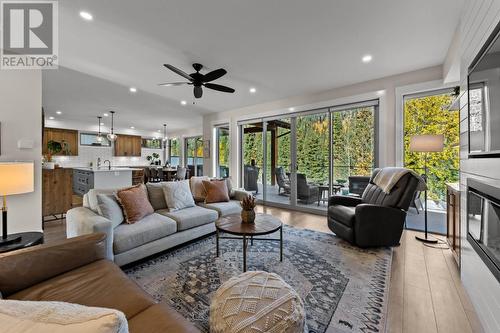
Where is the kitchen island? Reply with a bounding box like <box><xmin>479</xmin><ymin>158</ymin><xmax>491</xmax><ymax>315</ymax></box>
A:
<box><xmin>73</xmin><ymin>167</ymin><xmax>142</xmax><ymax>195</ymax></box>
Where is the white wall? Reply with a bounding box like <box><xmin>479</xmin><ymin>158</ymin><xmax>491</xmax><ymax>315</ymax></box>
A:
<box><xmin>0</xmin><ymin>70</ymin><xmax>42</xmax><ymax>233</ymax></box>
<box><xmin>453</xmin><ymin>1</ymin><xmax>500</xmax><ymax>331</ymax></box>
<box><xmin>202</xmin><ymin>65</ymin><xmax>443</xmax><ymax>185</ymax></box>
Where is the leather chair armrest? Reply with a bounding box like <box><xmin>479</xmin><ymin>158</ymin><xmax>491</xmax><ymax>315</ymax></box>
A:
<box><xmin>328</xmin><ymin>195</ymin><xmax>362</xmax><ymax>207</ymax></box>
<box><xmin>0</xmin><ymin>233</ymin><xmax>107</xmax><ymax>297</ymax></box>
<box><xmin>354</xmin><ymin>204</ymin><xmax>406</xmax><ymax>247</ymax></box>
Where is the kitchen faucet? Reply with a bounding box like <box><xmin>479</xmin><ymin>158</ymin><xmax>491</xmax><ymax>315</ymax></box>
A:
<box><xmin>104</xmin><ymin>160</ymin><xmax>111</xmax><ymax>170</ymax></box>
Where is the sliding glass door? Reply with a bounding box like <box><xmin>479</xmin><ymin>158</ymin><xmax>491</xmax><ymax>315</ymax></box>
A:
<box><xmin>239</xmin><ymin>100</ymin><xmax>377</xmax><ymax>213</ymax></box>
<box><xmin>185</xmin><ymin>136</ymin><xmax>204</xmax><ymax>177</ymax></box>
<box><xmin>215</xmin><ymin>125</ymin><xmax>230</xmax><ymax>178</ymax></box>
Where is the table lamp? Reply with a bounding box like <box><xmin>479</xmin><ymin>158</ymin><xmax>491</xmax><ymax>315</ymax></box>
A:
<box><xmin>409</xmin><ymin>135</ymin><xmax>444</xmax><ymax>244</ymax></box>
<box><xmin>0</xmin><ymin>162</ymin><xmax>34</xmax><ymax>245</ymax></box>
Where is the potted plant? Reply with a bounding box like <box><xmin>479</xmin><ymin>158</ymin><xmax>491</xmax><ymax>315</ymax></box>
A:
<box><xmin>147</xmin><ymin>152</ymin><xmax>161</xmax><ymax>165</ymax></box>
<box><xmin>240</xmin><ymin>195</ymin><xmax>256</xmax><ymax>223</ymax></box>
<box><xmin>44</xmin><ymin>140</ymin><xmax>62</xmax><ymax>169</ymax></box>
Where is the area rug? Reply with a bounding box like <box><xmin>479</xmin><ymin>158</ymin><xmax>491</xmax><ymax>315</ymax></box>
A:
<box><xmin>124</xmin><ymin>226</ymin><xmax>392</xmax><ymax>333</ymax></box>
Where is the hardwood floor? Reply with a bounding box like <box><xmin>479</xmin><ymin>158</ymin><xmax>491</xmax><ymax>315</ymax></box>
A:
<box><xmin>43</xmin><ymin>205</ymin><xmax>483</xmax><ymax>333</ymax></box>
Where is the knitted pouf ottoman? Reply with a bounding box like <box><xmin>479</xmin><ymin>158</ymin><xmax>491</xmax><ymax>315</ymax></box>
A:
<box><xmin>210</xmin><ymin>271</ymin><xmax>305</xmax><ymax>333</ymax></box>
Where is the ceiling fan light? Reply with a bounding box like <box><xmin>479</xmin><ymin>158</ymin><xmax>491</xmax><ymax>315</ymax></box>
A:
<box><xmin>96</xmin><ymin>135</ymin><xmax>104</xmax><ymax>143</ymax></box>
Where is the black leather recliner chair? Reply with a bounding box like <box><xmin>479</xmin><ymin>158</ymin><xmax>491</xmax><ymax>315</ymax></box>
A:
<box><xmin>328</xmin><ymin>168</ymin><xmax>419</xmax><ymax>247</ymax></box>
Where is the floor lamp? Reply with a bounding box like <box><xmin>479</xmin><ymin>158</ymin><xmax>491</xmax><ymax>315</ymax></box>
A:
<box><xmin>409</xmin><ymin>134</ymin><xmax>444</xmax><ymax>244</ymax></box>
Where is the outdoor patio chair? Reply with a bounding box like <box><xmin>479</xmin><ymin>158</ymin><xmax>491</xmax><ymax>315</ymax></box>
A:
<box><xmin>244</xmin><ymin>165</ymin><xmax>260</xmax><ymax>193</ymax></box>
<box><xmin>297</xmin><ymin>173</ymin><xmax>319</xmax><ymax>204</ymax></box>
<box><xmin>275</xmin><ymin>167</ymin><xmax>290</xmax><ymax>195</ymax></box>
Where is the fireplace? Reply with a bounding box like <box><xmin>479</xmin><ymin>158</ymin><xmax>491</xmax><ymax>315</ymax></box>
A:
<box><xmin>467</xmin><ymin>179</ymin><xmax>500</xmax><ymax>282</ymax></box>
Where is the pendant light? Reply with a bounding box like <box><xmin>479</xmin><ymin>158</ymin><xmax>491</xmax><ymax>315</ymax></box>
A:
<box><xmin>162</xmin><ymin>123</ymin><xmax>168</xmax><ymax>142</ymax></box>
<box><xmin>96</xmin><ymin>116</ymin><xmax>103</xmax><ymax>143</ymax></box>
<box><xmin>107</xmin><ymin>111</ymin><xmax>118</xmax><ymax>142</ymax></box>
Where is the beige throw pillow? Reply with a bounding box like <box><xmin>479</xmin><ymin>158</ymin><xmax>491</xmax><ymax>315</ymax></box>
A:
<box><xmin>0</xmin><ymin>299</ymin><xmax>128</xmax><ymax>333</ymax></box>
<box><xmin>190</xmin><ymin>176</ymin><xmax>210</xmax><ymax>202</ymax></box>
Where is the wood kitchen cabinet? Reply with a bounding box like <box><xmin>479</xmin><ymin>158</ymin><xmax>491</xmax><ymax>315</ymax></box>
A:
<box><xmin>43</xmin><ymin>128</ymin><xmax>79</xmax><ymax>156</ymax></box>
<box><xmin>446</xmin><ymin>183</ymin><xmax>461</xmax><ymax>267</ymax></box>
<box><xmin>114</xmin><ymin>134</ymin><xmax>142</xmax><ymax>156</ymax></box>
<box><xmin>43</xmin><ymin>168</ymin><xmax>73</xmax><ymax>217</ymax></box>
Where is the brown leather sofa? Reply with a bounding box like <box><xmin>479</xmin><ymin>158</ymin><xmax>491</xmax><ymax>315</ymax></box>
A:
<box><xmin>0</xmin><ymin>233</ymin><xmax>200</xmax><ymax>333</ymax></box>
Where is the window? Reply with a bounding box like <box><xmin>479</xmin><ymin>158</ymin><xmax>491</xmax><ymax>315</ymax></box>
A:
<box><xmin>185</xmin><ymin>136</ymin><xmax>204</xmax><ymax>176</ymax></box>
<box><xmin>215</xmin><ymin>125</ymin><xmax>230</xmax><ymax>178</ymax></box>
<box><xmin>80</xmin><ymin>132</ymin><xmax>111</xmax><ymax>147</ymax></box>
<box><xmin>142</xmin><ymin>138</ymin><xmax>162</xmax><ymax>149</ymax></box>
<box><xmin>169</xmin><ymin>138</ymin><xmax>180</xmax><ymax>167</ymax></box>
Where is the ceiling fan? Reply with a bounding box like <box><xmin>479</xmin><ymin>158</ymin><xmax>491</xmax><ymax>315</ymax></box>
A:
<box><xmin>159</xmin><ymin>63</ymin><xmax>235</xmax><ymax>99</ymax></box>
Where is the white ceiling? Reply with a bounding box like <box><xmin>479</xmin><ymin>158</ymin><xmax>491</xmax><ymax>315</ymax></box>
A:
<box><xmin>44</xmin><ymin>0</ymin><xmax>464</xmax><ymax>134</ymax></box>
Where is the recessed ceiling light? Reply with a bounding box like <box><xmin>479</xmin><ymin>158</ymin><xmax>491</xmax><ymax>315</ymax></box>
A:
<box><xmin>180</xmin><ymin>100</ymin><xmax>187</xmax><ymax>105</ymax></box>
<box><xmin>157</xmin><ymin>129</ymin><xmax>161</xmax><ymax>132</ymax></box>
<box><xmin>56</xmin><ymin>110</ymin><xmax>62</xmax><ymax>115</ymax></box>
<box><xmin>130</xmin><ymin>126</ymin><xmax>135</xmax><ymax>129</ymax></box>
<box><xmin>100</xmin><ymin>122</ymin><xmax>104</xmax><ymax>126</ymax></box>
<box><xmin>362</xmin><ymin>54</ymin><xmax>373</xmax><ymax>63</ymax></box>
<box><xmin>249</xmin><ymin>87</ymin><xmax>257</xmax><ymax>94</ymax></box>
<box><xmin>288</xmin><ymin>107</ymin><xmax>295</xmax><ymax>112</ymax></box>
<box><xmin>103</xmin><ymin>113</ymin><xmax>109</xmax><ymax>117</ymax></box>
<box><xmin>129</xmin><ymin>87</ymin><xmax>137</xmax><ymax>93</ymax></box>
<box><xmin>79</xmin><ymin>11</ymin><xmax>93</xmax><ymax>21</ymax></box>
<box><xmin>48</xmin><ymin>116</ymin><xmax>54</xmax><ymax>120</ymax></box>
<box><xmin>376</xmin><ymin>90</ymin><xmax>385</xmax><ymax>96</ymax></box>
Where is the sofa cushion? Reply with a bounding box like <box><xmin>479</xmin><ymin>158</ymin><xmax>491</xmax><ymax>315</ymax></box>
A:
<box><xmin>113</xmin><ymin>213</ymin><xmax>177</xmax><ymax>254</ymax></box>
<box><xmin>128</xmin><ymin>303</ymin><xmax>200</xmax><ymax>333</ymax></box>
<box><xmin>0</xmin><ymin>299</ymin><xmax>128</xmax><ymax>333</ymax></box>
<box><xmin>8</xmin><ymin>260</ymin><xmax>154</xmax><ymax>319</ymax></box>
<box><xmin>96</xmin><ymin>194</ymin><xmax>124</xmax><ymax>228</ymax></box>
<box><xmin>145</xmin><ymin>182</ymin><xmax>168</xmax><ymax>210</ymax></box>
<box><xmin>203</xmin><ymin>180</ymin><xmax>230</xmax><ymax>203</ymax></box>
<box><xmin>163</xmin><ymin>180</ymin><xmax>196</xmax><ymax>212</ymax></box>
<box><xmin>115</xmin><ymin>184</ymin><xmax>154</xmax><ymax>224</ymax></box>
<box><xmin>199</xmin><ymin>200</ymin><xmax>241</xmax><ymax>217</ymax></box>
<box><xmin>328</xmin><ymin>205</ymin><xmax>356</xmax><ymax>228</ymax></box>
<box><xmin>157</xmin><ymin>206</ymin><xmax>218</xmax><ymax>231</ymax></box>
<box><xmin>190</xmin><ymin>176</ymin><xmax>210</xmax><ymax>202</ymax></box>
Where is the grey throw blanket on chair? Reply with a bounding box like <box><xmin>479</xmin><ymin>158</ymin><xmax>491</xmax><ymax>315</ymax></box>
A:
<box><xmin>373</xmin><ymin>167</ymin><xmax>427</xmax><ymax>194</ymax></box>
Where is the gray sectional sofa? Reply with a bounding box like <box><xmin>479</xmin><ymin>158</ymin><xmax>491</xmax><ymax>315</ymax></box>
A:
<box><xmin>66</xmin><ymin>181</ymin><xmax>249</xmax><ymax>266</ymax></box>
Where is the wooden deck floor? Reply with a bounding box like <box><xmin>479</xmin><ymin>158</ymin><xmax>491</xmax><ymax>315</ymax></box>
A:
<box><xmin>44</xmin><ymin>205</ymin><xmax>483</xmax><ymax>333</ymax></box>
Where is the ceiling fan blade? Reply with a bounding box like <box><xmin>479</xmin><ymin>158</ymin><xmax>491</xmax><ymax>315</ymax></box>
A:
<box><xmin>194</xmin><ymin>86</ymin><xmax>203</xmax><ymax>98</ymax></box>
<box><xmin>158</xmin><ymin>82</ymin><xmax>191</xmax><ymax>87</ymax></box>
<box><xmin>203</xmin><ymin>68</ymin><xmax>227</xmax><ymax>82</ymax></box>
<box><xmin>204</xmin><ymin>83</ymin><xmax>235</xmax><ymax>93</ymax></box>
<box><xmin>164</xmin><ymin>64</ymin><xmax>193</xmax><ymax>81</ymax></box>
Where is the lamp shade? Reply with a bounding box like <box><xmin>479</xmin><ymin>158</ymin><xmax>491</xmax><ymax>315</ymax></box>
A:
<box><xmin>409</xmin><ymin>134</ymin><xmax>444</xmax><ymax>152</ymax></box>
<box><xmin>0</xmin><ymin>162</ymin><xmax>34</xmax><ymax>196</ymax></box>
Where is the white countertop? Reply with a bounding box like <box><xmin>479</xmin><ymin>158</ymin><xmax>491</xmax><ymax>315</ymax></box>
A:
<box><xmin>74</xmin><ymin>167</ymin><xmax>142</xmax><ymax>172</ymax></box>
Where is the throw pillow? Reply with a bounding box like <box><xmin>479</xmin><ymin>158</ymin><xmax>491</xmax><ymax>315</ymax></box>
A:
<box><xmin>0</xmin><ymin>299</ymin><xmax>128</xmax><ymax>333</ymax></box>
<box><xmin>203</xmin><ymin>180</ymin><xmax>230</xmax><ymax>204</ymax></box>
<box><xmin>115</xmin><ymin>184</ymin><xmax>154</xmax><ymax>224</ymax></box>
<box><xmin>145</xmin><ymin>182</ymin><xmax>168</xmax><ymax>210</ymax></box>
<box><xmin>225</xmin><ymin>177</ymin><xmax>235</xmax><ymax>198</ymax></box>
<box><xmin>163</xmin><ymin>180</ymin><xmax>196</xmax><ymax>212</ymax></box>
<box><xmin>190</xmin><ymin>176</ymin><xmax>210</xmax><ymax>202</ymax></box>
<box><xmin>96</xmin><ymin>194</ymin><xmax>124</xmax><ymax>228</ymax></box>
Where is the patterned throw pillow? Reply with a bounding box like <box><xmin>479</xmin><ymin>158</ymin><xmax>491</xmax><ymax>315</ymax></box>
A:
<box><xmin>163</xmin><ymin>180</ymin><xmax>196</xmax><ymax>212</ymax></box>
<box><xmin>203</xmin><ymin>180</ymin><xmax>230</xmax><ymax>204</ymax></box>
<box><xmin>115</xmin><ymin>184</ymin><xmax>154</xmax><ymax>224</ymax></box>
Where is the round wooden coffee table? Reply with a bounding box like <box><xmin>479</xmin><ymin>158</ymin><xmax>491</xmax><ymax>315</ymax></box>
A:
<box><xmin>215</xmin><ymin>213</ymin><xmax>283</xmax><ymax>272</ymax></box>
